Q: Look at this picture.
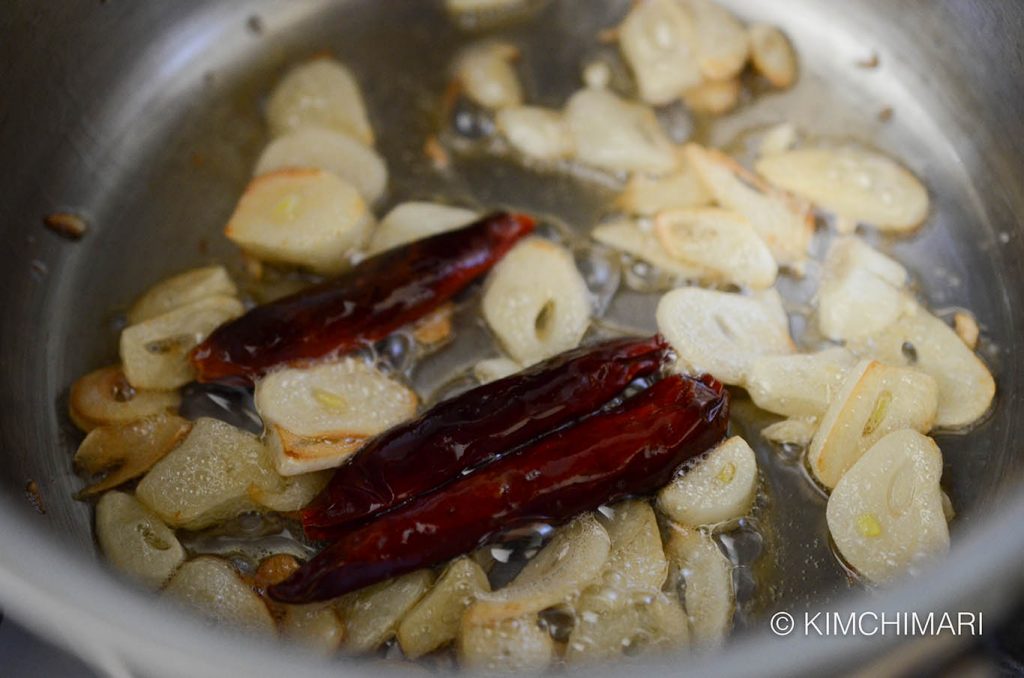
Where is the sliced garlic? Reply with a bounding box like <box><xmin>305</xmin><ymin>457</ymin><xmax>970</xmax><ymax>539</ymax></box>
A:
<box><xmin>808</xmin><ymin>360</ymin><xmax>939</xmax><ymax>489</ymax></box>
<box><xmin>96</xmin><ymin>491</ymin><xmax>185</xmax><ymax>589</ymax></box>
<box><xmin>458</xmin><ymin>613</ymin><xmax>553</xmax><ymax>674</ymax></box>
<box><xmin>69</xmin><ymin>365</ymin><xmax>180</xmax><ymax>432</ymax></box>
<box><xmin>128</xmin><ymin>266</ymin><xmax>237</xmax><ymax>325</ymax></box>
<box><xmin>495</xmin><ymin>106</ymin><xmax>574</xmax><ymax>161</ymax></box>
<box><xmin>618</xmin><ymin>0</ymin><xmax>701</xmax><ymax>105</ymax></box>
<box><xmin>254</xmin><ymin>128</ymin><xmax>387</xmax><ymax>205</ymax></box>
<box><xmin>120</xmin><ymin>295</ymin><xmax>244</xmax><ymax>391</ymax></box>
<box><xmin>617</xmin><ymin>162</ymin><xmax>712</xmax><ymax>216</ymax></box>
<box><xmin>746</xmin><ymin>347</ymin><xmax>858</xmax><ymax>418</ymax></box>
<box><xmin>953</xmin><ymin>310</ymin><xmax>980</xmax><ymax>350</ymax></box>
<box><xmin>592</xmin><ymin>220</ymin><xmax>705</xmax><ymax>279</ymax></box>
<box><xmin>163</xmin><ymin>557</ymin><xmax>275</xmax><ymax>635</ymax></box>
<box><xmin>683</xmin><ymin>77</ymin><xmax>742</xmax><ymax>115</ymax></box>
<box><xmin>473</xmin><ymin>356</ymin><xmax>522</xmax><ymax>384</ymax></box>
<box><xmin>683</xmin><ymin>0</ymin><xmax>750</xmax><ymax>81</ymax></box>
<box><xmin>666</xmin><ymin>526</ymin><xmax>733</xmax><ymax>648</ymax></box>
<box><xmin>255</xmin><ymin>358</ymin><xmax>418</xmax><ymax>475</ymax></box>
<box><xmin>367</xmin><ymin>202</ymin><xmax>479</xmax><ymax>255</ymax></box>
<box><xmin>658</xmin><ymin>436</ymin><xmax>758</xmax><ymax>527</ymax></box>
<box><xmin>481</xmin><ymin>238</ymin><xmax>591</xmax><ymax>365</ymax></box>
<box><xmin>599</xmin><ymin>500</ymin><xmax>668</xmax><ymax>592</ymax></box>
<box><xmin>565</xmin><ymin>87</ymin><xmax>677</xmax><ymax>174</ymax></box>
<box><xmin>755</xmin><ymin>146</ymin><xmax>929</xmax><ymax>232</ymax></box>
<box><xmin>826</xmin><ymin>429</ymin><xmax>949</xmax><ymax>583</ymax></box>
<box><xmin>456</xmin><ymin>41</ymin><xmax>523</xmax><ymax>110</ymax></box>
<box><xmin>225</xmin><ymin>169</ymin><xmax>373</xmax><ymax>275</ymax></box>
<box><xmin>656</xmin><ymin>287</ymin><xmax>794</xmax><ymax>385</ymax></box>
<box><xmin>247</xmin><ymin>469</ymin><xmax>331</xmax><ymax>512</ymax></box>
<box><xmin>685</xmin><ymin>143</ymin><xmax>813</xmax><ymax>267</ymax></box>
<box><xmin>398</xmin><ymin>557</ymin><xmax>491</xmax><ymax>659</ymax></box>
<box><xmin>748</xmin><ymin>24</ymin><xmax>798</xmax><ymax>88</ymax></box>
<box><xmin>566</xmin><ymin>586</ymin><xmax>688</xmax><ymax>662</ymax></box>
<box><xmin>338</xmin><ymin>569</ymin><xmax>435</xmax><ymax>653</ymax></box>
<box><xmin>759</xmin><ymin>122</ymin><xmax>798</xmax><ymax>156</ymax></box>
<box><xmin>280</xmin><ymin>604</ymin><xmax>345</xmax><ymax>654</ymax></box>
<box><xmin>266</xmin><ymin>58</ymin><xmax>374</xmax><ymax>145</ymax></box>
<box><xmin>761</xmin><ymin>417</ymin><xmax>818</xmax><ymax>447</ymax></box>
<box><xmin>411</xmin><ymin>302</ymin><xmax>455</xmax><ymax>346</ymax></box>
<box><xmin>654</xmin><ymin>207</ymin><xmax>777</xmax><ymax>289</ymax></box>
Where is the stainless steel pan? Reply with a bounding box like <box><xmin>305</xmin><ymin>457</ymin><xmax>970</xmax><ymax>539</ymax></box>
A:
<box><xmin>1</xmin><ymin>1</ymin><xmax>1023</xmax><ymax>675</ymax></box>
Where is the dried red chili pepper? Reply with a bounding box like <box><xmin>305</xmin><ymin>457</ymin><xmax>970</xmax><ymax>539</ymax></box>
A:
<box><xmin>301</xmin><ymin>335</ymin><xmax>669</xmax><ymax>538</ymax></box>
<box><xmin>270</xmin><ymin>373</ymin><xmax>728</xmax><ymax>603</ymax></box>
<box><xmin>190</xmin><ymin>212</ymin><xmax>535</xmax><ymax>383</ymax></box>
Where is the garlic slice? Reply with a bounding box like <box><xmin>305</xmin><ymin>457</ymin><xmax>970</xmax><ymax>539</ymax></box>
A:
<box><xmin>756</xmin><ymin>146</ymin><xmax>929</xmax><ymax>232</ymax></box>
<box><xmin>456</xmin><ymin>42</ymin><xmax>523</xmax><ymax>110</ymax></box>
<box><xmin>398</xmin><ymin>557</ymin><xmax>491</xmax><ymax>659</ymax></box>
<box><xmin>128</xmin><ymin>266</ymin><xmax>237</xmax><ymax>325</ymax></box>
<box><xmin>247</xmin><ymin>469</ymin><xmax>331</xmax><ymax>513</ymax></box>
<box><xmin>656</xmin><ymin>287</ymin><xmax>795</xmax><ymax>385</ymax></box>
<box><xmin>338</xmin><ymin>569</ymin><xmax>435</xmax><ymax>653</ymax></box>
<box><xmin>458</xmin><ymin>613</ymin><xmax>553</xmax><ymax>674</ymax></box>
<box><xmin>746</xmin><ymin>347</ymin><xmax>857</xmax><ymax>418</ymax></box>
<box><xmin>618</xmin><ymin>0</ymin><xmax>702</xmax><ymax>105</ymax></box>
<box><xmin>599</xmin><ymin>500</ymin><xmax>668</xmax><ymax>592</ymax></box>
<box><xmin>473</xmin><ymin>356</ymin><xmax>522</xmax><ymax>384</ymax></box>
<box><xmin>808</xmin><ymin>360</ymin><xmax>939</xmax><ymax>489</ymax></box>
<box><xmin>164</xmin><ymin>557</ymin><xmax>275</xmax><ymax>635</ymax></box>
<box><xmin>761</xmin><ymin>417</ymin><xmax>818</xmax><ymax>447</ymax></box>
<box><xmin>96</xmin><ymin>491</ymin><xmax>185</xmax><ymax>589</ymax></box>
<box><xmin>495</xmin><ymin>106</ymin><xmax>575</xmax><ymax>161</ymax></box>
<box><xmin>683</xmin><ymin>77</ymin><xmax>742</xmax><ymax>115</ymax></box>
<box><xmin>254</xmin><ymin>128</ymin><xmax>388</xmax><ymax>205</ymax></box>
<box><xmin>658</xmin><ymin>436</ymin><xmax>758</xmax><ymax>527</ymax></box>
<box><xmin>280</xmin><ymin>604</ymin><xmax>345</xmax><ymax>654</ymax></box>
<box><xmin>565</xmin><ymin>88</ymin><xmax>677</xmax><ymax>174</ymax></box>
<box><xmin>255</xmin><ymin>358</ymin><xmax>418</xmax><ymax>476</ymax></box>
<box><xmin>666</xmin><ymin>526</ymin><xmax>733</xmax><ymax>648</ymax></box>
<box><xmin>685</xmin><ymin>143</ymin><xmax>813</xmax><ymax>267</ymax></box>
<box><xmin>481</xmin><ymin>238</ymin><xmax>591</xmax><ymax>365</ymax></box>
<box><xmin>225</xmin><ymin>169</ymin><xmax>373</xmax><ymax>275</ymax></box>
<box><xmin>683</xmin><ymin>0</ymin><xmax>750</xmax><ymax>81</ymax></box>
<box><xmin>748</xmin><ymin>24</ymin><xmax>798</xmax><ymax>89</ymax></box>
<box><xmin>826</xmin><ymin>429</ymin><xmax>949</xmax><ymax>583</ymax></box>
<box><xmin>120</xmin><ymin>295</ymin><xmax>244</xmax><ymax>391</ymax></box>
<box><xmin>367</xmin><ymin>202</ymin><xmax>479</xmax><ymax>255</ymax></box>
<box><xmin>69</xmin><ymin>365</ymin><xmax>180</xmax><ymax>432</ymax></box>
<box><xmin>654</xmin><ymin>207</ymin><xmax>777</xmax><ymax>289</ymax></box>
<box><xmin>266</xmin><ymin>58</ymin><xmax>374</xmax><ymax>145</ymax></box>
<box><xmin>618</xmin><ymin>162</ymin><xmax>712</xmax><ymax>216</ymax></box>
<box><xmin>566</xmin><ymin>587</ymin><xmax>688</xmax><ymax>662</ymax></box>
<box><xmin>592</xmin><ymin>220</ymin><xmax>705</xmax><ymax>279</ymax></box>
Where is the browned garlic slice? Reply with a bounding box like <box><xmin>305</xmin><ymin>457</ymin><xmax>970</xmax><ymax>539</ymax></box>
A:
<box><xmin>756</xmin><ymin>146</ymin><xmax>929</xmax><ymax>232</ymax></box>
<box><xmin>69</xmin><ymin>365</ymin><xmax>180</xmax><ymax>432</ymax></box>
<box><xmin>666</xmin><ymin>526</ymin><xmax>733</xmax><ymax>648</ymax></box>
<box><xmin>592</xmin><ymin>220</ymin><xmax>705</xmax><ymax>279</ymax></box>
<box><xmin>128</xmin><ymin>266</ymin><xmax>237</xmax><ymax>325</ymax></box>
<box><xmin>618</xmin><ymin>0</ymin><xmax>701</xmax><ymax>105</ymax></box>
<box><xmin>808</xmin><ymin>360</ymin><xmax>939</xmax><ymax>489</ymax></box>
<box><xmin>599</xmin><ymin>500</ymin><xmax>668</xmax><ymax>591</ymax></box>
<box><xmin>279</xmin><ymin>604</ymin><xmax>345</xmax><ymax>654</ymax></box>
<box><xmin>826</xmin><ymin>429</ymin><xmax>949</xmax><ymax>583</ymax></box>
<box><xmin>618</xmin><ymin>161</ymin><xmax>712</xmax><ymax>216</ymax></box>
<box><xmin>656</xmin><ymin>287</ymin><xmax>795</xmax><ymax>385</ymax></box>
<box><xmin>456</xmin><ymin>42</ymin><xmax>523</xmax><ymax>110</ymax></box>
<box><xmin>761</xmin><ymin>417</ymin><xmax>818</xmax><ymax>447</ymax></box>
<box><xmin>163</xmin><ymin>557</ymin><xmax>275</xmax><ymax>635</ymax></box>
<box><xmin>481</xmin><ymin>238</ymin><xmax>591</xmax><ymax>365</ymax></box>
<box><xmin>658</xmin><ymin>436</ymin><xmax>758</xmax><ymax>527</ymax></box>
<box><xmin>495</xmin><ymin>106</ymin><xmax>575</xmax><ymax>161</ymax></box>
<box><xmin>96</xmin><ymin>491</ymin><xmax>185</xmax><ymax>589</ymax></box>
<box><xmin>654</xmin><ymin>207</ymin><xmax>778</xmax><ymax>289</ymax></box>
<box><xmin>458</xmin><ymin>613</ymin><xmax>553</xmax><ymax>674</ymax></box>
<box><xmin>746</xmin><ymin>347</ymin><xmax>857</xmax><ymax>418</ymax></box>
<box><xmin>338</xmin><ymin>569</ymin><xmax>435</xmax><ymax>653</ymax></box>
<box><xmin>120</xmin><ymin>295</ymin><xmax>244</xmax><ymax>391</ymax></box>
<box><xmin>225</xmin><ymin>169</ymin><xmax>374</xmax><ymax>275</ymax></box>
<box><xmin>683</xmin><ymin>0</ymin><xmax>750</xmax><ymax>81</ymax></box>
<box><xmin>748</xmin><ymin>24</ymin><xmax>798</xmax><ymax>89</ymax></box>
<box><xmin>565</xmin><ymin>88</ymin><xmax>677</xmax><ymax>174</ymax></box>
<box><xmin>398</xmin><ymin>557</ymin><xmax>491</xmax><ymax>659</ymax></box>
<box><xmin>367</xmin><ymin>201</ymin><xmax>479</xmax><ymax>255</ymax></box>
<box><xmin>255</xmin><ymin>358</ymin><xmax>419</xmax><ymax>476</ymax></box>
<box><xmin>683</xmin><ymin>77</ymin><xmax>742</xmax><ymax>115</ymax></box>
<box><xmin>254</xmin><ymin>128</ymin><xmax>388</xmax><ymax>204</ymax></box>
<box><xmin>685</xmin><ymin>143</ymin><xmax>813</xmax><ymax>267</ymax></box>
<box><xmin>266</xmin><ymin>58</ymin><xmax>374</xmax><ymax>145</ymax></box>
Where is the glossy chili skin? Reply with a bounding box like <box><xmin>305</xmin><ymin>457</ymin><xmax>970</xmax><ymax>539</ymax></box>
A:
<box><xmin>190</xmin><ymin>212</ymin><xmax>536</xmax><ymax>383</ymax></box>
<box><xmin>301</xmin><ymin>335</ymin><xmax>669</xmax><ymax>538</ymax></box>
<box><xmin>270</xmin><ymin>374</ymin><xmax>728</xmax><ymax>603</ymax></box>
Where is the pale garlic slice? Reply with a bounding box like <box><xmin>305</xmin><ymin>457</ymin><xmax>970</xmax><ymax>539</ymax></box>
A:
<box><xmin>455</xmin><ymin>41</ymin><xmax>523</xmax><ymax>110</ymax></box>
<box><xmin>683</xmin><ymin>77</ymin><xmax>742</xmax><ymax>115</ymax></box>
<box><xmin>683</xmin><ymin>0</ymin><xmax>750</xmax><ymax>81</ymax></box>
<box><xmin>592</xmin><ymin>220</ymin><xmax>705</xmax><ymax>279</ymax></box>
<box><xmin>746</xmin><ymin>347</ymin><xmax>858</xmax><ymax>418</ymax></box>
<box><xmin>481</xmin><ymin>238</ymin><xmax>591</xmax><ymax>365</ymax></box>
<box><xmin>748</xmin><ymin>24</ymin><xmax>798</xmax><ymax>89</ymax></box>
<box><xmin>807</xmin><ymin>360</ymin><xmax>939</xmax><ymax>489</ymax></box>
<box><xmin>565</xmin><ymin>88</ymin><xmax>677</xmax><ymax>174</ymax></box>
<box><xmin>617</xmin><ymin>161</ymin><xmax>712</xmax><ymax>216</ymax></box>
<box><xmin>666</xmin><ymin>526</ymin><xmax>733</xmax><ymax>648</ymax></box>
<box><xmin>618</xmin><ymin>0</ymin><xmax>701</xmax><ymax>105</ymax></box>
<box><xmin>279</xmin><ymin>604</ymin><xmax>345</xmax><ymax>654</ymax></box>
<box><xmin>685</xmin><ymin>143</ymin><xmax>813</xmax><ymax>267</ymax></box>
<box><xmin>759</xmin><ymin>122</ymin><xmax>798</xmax><ymax>157</ymax></box>
<box><xmin>338</xmin><ymin>569</ymin><xmax>435</xmax><ymax>653</ymax></box>
<box><xmin>658</xmin><ymin>436</ymin><xmax>758</xmax><ymax>527</ymax></box>
<box><xmin>755</xmin><ymin>146</ymin><xmax>929</xmax><ymax>232</ymax></box>
<box><xmin>367</xmin><ymin>201</ymin><xmax>479</xmax><ymax>255</ymax></box>
<box><xmin>826</xmin><ymin>429</ymin><xmax>949</xmax><ymax>583</ymax></box>
<box><xmin>225</xmin><ymin>169</ymin><xmax>374</xmax><ymax>275</ymax></box>
<box><xmin>398</xmin><ymin>557</ymin><xmax>491</xmax><ymax>659</ymax></box>
<box><xmin>761</xmin><ymin>417</ymin><xmax>818</xmax><ymax>447</ymax></box>
<box><xmin>458</xmin><ymin>613</ymin><xmax>553</xmax><ymax>674</ymax></box>
<box><xmin>254</xmin><ymin>127</ymin><xmax>388</xmax><ymax>205</ymax></box>
<box><xmin>163</xmin><ymin>557</ymin><xmax>275</xmax><ymax>635</ymax></box>
<box><xmin>599</xmin><ymin>500</ymin><xmax>668</xmax><ymax>592</ymax></box>
<box><xmin>255</xmin><ymin>358</ymin><xmax>419</xmax><ymax>476</ymax></box>
<box><xmin>654</xmin><ymin>207</ymin><xmax>778</xmax><ymax>289</ymax></box>
<box><xmin>473</xmin><ymin>356</ymin><xmax>523</xmax><ymax>384</ymax></box>
<box><xmin>566</xmin><ymin>587</ymin><xmax>688</xmax><ymax>663</ymax></box>
<box><xmin>69</xmin><ymin>365</ymin><xmax>180</xmax><ymax>432</ymax></box>
<box><xmin>266</xmin><ymin>58</ymin><xmax>374</xmax><ymax>145</ymax></box>
<box><xmin>128</xmin><ymin>265</ymin><xmax>237</xmax><ymax>325</ymax></box>
<box><xmin>120</xmin><ymin>295</ymin><xmax>244</xmax><ymax>391</ymax></box>
<box><xmin>96</xmin><ymin>491</ymin><xmax>185</xmax><ymax>589</ymax></box>
<box><xmin>495</xmin><ymin>106</ymin><xmax>575</xmax><ymax>162</ymax></box>
<box><xmin>247</xmin><ymin>469</ymin><xmax>331</xmax><ymax>513</ymax></box>
<box><xmin>656</xmin><ymin>287</ymin><xmax>795</xmax><ymax>385</ymax></box>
